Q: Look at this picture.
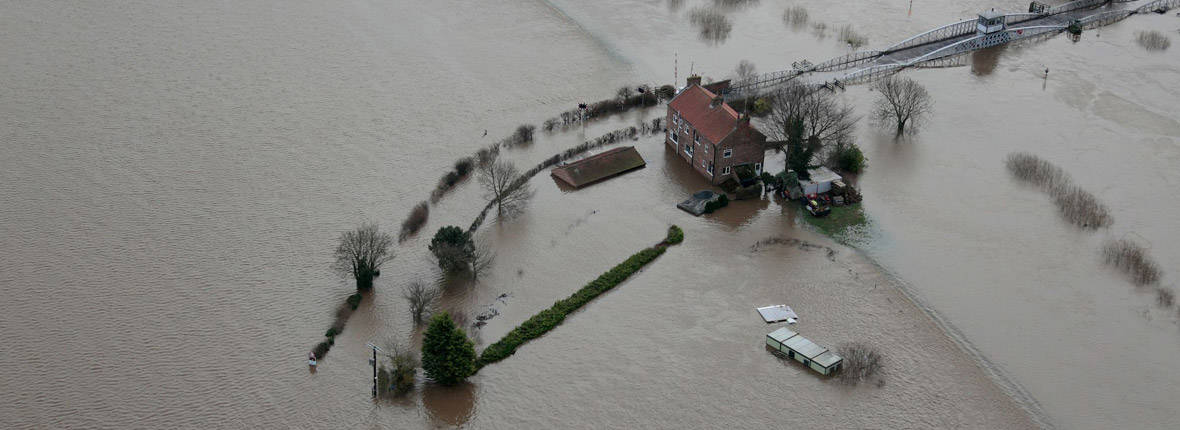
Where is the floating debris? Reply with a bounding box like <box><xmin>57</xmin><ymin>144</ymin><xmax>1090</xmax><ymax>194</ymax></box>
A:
<box><xmin>756</xmin><ymin>305</ymin><xmax>799</xmax><ymax>323</ymax></box>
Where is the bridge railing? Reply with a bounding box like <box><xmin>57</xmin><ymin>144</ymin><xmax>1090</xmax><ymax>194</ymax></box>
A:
<box><xmin>1048</xmin><ymin>0</ymin><xmax>1109</xmax><ymax>15</ymax></box>
<box><xmin>813</xmin><ymin>51</ymin><xmax>883</xmax><ymax>72</ymax></box>
<box><xmin>1004</xmin><ymin>25</ymin><xmax>1072</xmax><ymax>44</ymax></box>
<box><xmin>1136</xmin><ymin>0</ymin><xmax>1180</xmax><ymax>13</ymax></box>
<box><xmin>882</xmin><ymin>19</ymin><xmax>977</xmax><ymax>53</ymax></box>
<box><xmin>1078</xmin><ymin>9</ymin><xmax>1135</xmax><ymax>28</ymax></box>
<box><xmin>726</xmin><ymin>69</ymin><xmax>803</xmax><ymax>96</ymax></box>
<box><xmin>841</xmin><ymin>63</ymin><xmax>906</xmax><ymax>85</ymax></box>
<box><xmin>1003</xmin><ymin>13</ymin><xmax>1044</xmax><ymax>25</ymax></box>
<box><xmin>906</xmin><ymin>35</ymin><xmax>985</xmax><ymax>65</ymax></box>
<box><xmin>906</xmin><ymin>25</ymin><xmax>1064</xmax><ymax>66</ymax></box>
<box><xmin>912</xmin><ymin>55</ymin><xmax>970</xmax><ymax>69</ymax></box>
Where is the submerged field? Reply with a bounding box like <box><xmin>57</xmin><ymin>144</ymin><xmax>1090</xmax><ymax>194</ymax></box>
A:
<box><xmin>3</xmin><ymin>0</ymin><xmax>1179</xmax><ymax>429</ymax></box>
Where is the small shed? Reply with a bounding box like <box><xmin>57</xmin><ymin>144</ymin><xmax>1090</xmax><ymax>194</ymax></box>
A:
<box><xmin>765</xmin><ymin>327</ymin><xmax>843</xmax><ymax>375</ymax></box>
<box><xmin>797</xmin><ymin>167</ymin><xmax>843</xmax><ymax>195</ymax></box>
<box><xmin>551</xmin><ymin>146</ymin><xmax>646</xmax><ymax>188</ymax></box>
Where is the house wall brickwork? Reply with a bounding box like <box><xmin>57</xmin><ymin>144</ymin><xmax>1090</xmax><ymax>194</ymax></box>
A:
<box><xmin>665</xmin><ymin>96</ymin><xmax>765</xmax><ymax>185</ymax></box>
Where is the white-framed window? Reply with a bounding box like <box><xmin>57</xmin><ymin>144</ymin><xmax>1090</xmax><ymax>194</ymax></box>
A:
<box><xmin>722</xmin><ymin>166</ymin><xmax>731</xmax><ymax>175</ymax></box>
<box><xmin>755</xmin><ymin>163</ymin><xmax>762</xmax><ymax>174</ymax></box>
<box><xmin>707</xmin><ymin>162</ymin><xmax>714</xmax><ymax>174</ymax></box>
<box><xmin>670</xmin><ymin>128</ymin><xmax>679</xmax><ymax>144</ymax></box>
<box><xmin>702</xmin><ymin>158</ymin><xmax>707</xmax><ymax>168</ymax></box>
<box><xmin>694</xmin><ymin>131</ymin><xmax>700</xmax><ymax>145</ymax></box>
<box><xmin>684</xmin><ymin>141</ymin><xmax>694</xmax><ymax>157</ymax></box>
<box><xmin>723</xmin><ymin>148</ymin><xmax>733</xmax><ymax>158</ymax></box>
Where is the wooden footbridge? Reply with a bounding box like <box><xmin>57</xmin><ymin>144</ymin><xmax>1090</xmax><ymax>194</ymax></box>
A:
<box><xmin>724</xmin><ymin>0</ymin><xmax>1179</xmax><ymax>97</ymax></box>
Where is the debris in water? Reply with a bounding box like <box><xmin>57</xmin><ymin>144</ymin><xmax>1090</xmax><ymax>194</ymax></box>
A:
<box><xmin>757</xmin><ymin>305</ymin><xmax>799</xmax><ymax>323</ymax></box>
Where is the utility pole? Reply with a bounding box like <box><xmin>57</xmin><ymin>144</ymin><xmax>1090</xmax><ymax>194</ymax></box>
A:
<box><xmin>366</xmin><ymin>342</ymin><xmax>381</xmax><ymax>397</ymax></box>
<box><xmin>578</xmin><ymin>102</ymin><xmax>587</xmax><ymax>134</ymax></box>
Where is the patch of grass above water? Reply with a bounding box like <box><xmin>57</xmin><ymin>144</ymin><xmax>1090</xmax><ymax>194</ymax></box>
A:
<box><xmin>798</xmin><ymin>202</ymin><xmax>868</xmax><ymax>242</ymax></box>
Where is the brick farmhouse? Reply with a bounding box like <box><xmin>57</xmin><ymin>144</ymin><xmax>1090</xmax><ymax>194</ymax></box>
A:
<box><xmin>665</xmin><ymin>76</ymin><xmax>766</xmax><ymax>185</ymax></box>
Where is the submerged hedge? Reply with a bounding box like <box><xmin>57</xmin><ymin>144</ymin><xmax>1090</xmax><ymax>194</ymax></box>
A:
<box><xmin>477</xmin><ymin>226</ymin><xmax>683</xmax><ymax>368</ymax></box>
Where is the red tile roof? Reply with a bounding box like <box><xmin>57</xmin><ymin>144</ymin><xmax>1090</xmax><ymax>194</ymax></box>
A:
<box><xmin>668</xmin><ymin>85</ymin><xmax>741</xmax><ymax>144</ymax></box>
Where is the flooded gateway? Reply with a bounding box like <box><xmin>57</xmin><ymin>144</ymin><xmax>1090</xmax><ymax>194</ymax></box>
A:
<box><xmin>2</xmin><ymin>0</ymin><xmax>1178</xmax><ymax>429</ymax></box>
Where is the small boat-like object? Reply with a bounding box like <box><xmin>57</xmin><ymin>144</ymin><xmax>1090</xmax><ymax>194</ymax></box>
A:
<box><xmin>308</xmin><ymin>351</ymin><xmax>317</xmax><ymax>367</ymax></box>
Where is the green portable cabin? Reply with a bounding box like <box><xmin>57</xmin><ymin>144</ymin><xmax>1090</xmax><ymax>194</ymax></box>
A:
<box><xmin>766</xmin><ymin>327</ymin><xmax>843</xmax><ymax>375</ymax></box>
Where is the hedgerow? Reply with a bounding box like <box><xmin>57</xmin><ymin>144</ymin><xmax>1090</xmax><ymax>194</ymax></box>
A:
<box><xmin>476</xmin><ymin>227</ymin><xmax>683</xmax><ymax>367</ymax></box>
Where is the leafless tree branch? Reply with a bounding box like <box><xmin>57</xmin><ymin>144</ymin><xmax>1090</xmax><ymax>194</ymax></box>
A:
<box><xmin>734</xmin><ymin>59</ymin><xmax>757</xmax><ymax>82</ymax></box>
<box><xmin>402</xmin><ymin>281</ymin><xmax>440</xmax><ymax>324</ymax></box>
<box><xmin>765</xmin><ymin>81</ymin><xmax>858</xmax><ymax>171</ymax></box>
<box><xmin>470</xmin><ymin>239</ymin><xmax>495</xmax><ymax>279</ymax></box>
<box><xmin>872</xmin><ymin>76</ymin><xmax>933</xmax><ymax>136</ymax></box>
<box><xmin>332</xmin><ymin>223</ymin><xmax>395</xmax><ymax>290</ymax></box>
<box><xmin>477</xmin><ymin>160</ymin><xmax>534</xmax><ymax>218</ymax></box>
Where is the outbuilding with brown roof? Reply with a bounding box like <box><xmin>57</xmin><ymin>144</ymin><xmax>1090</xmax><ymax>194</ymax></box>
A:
<box><xmin>551</xmin><ymin>146</ymin><xmax>646</xmax><ymax>188</ymax></box>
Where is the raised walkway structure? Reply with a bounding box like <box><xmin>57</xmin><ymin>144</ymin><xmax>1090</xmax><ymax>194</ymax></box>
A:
<box><xmin>723</xmin><ymin>0</ymin><xmax>1179</xmax><ymax>97</ymax></box>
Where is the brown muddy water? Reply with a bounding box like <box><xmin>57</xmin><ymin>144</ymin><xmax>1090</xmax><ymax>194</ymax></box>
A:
<box><xmin>2</xmin><ymin>0</ymin><xmax>1178</xmax><ymax>428</ymax></box>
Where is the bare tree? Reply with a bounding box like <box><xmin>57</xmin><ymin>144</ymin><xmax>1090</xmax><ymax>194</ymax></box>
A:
<box><xmin>332</xmin><ymin>223</ymin><xmax>394</xmax><ymax>291</ymax></box>
<box><xmin>1102</xmin><ymin>239</ymin><xmax>1161</xmax><ymax>286</ymax></box>
<box><xmin>380</xmin><ymin>340</ymin><xmax>419</xmax><ymax>396</ymax></box>
<box><xmin>836</xmin><ymin>342</ymin><xmax>883</xmax><ymax>386</ymax></box>
<box><xmin>765</xmin><ymin>81</ymin><xmax>858</xmax><ymax>177</ymax></box>
<box><xmin>872</xmin><ymin>76</ymin><xmax>933</xmax><ymax>136</ymax></box>
<box><xmin>402</xmin><ymin>281</ymin><xmax>440</xmax><ymax>324</ymax></box>
<box><xmin>689</xmin><ymin>7</ymin><xmax>732</xmax><ymax>43</ymax></box>
<box><xmin>477</xmin><ymin>160</ymin><xmax>534</xmax><ymax>217</ymax></box>
<box><xmin>470</xmin><ymin>239</ymin><xmax>495</xmax><ymax>279</ymax></box>
<box><xmin>734</xmin><ymin>59</ymin><xmax>758</xmax><ymax>82</ymax></box>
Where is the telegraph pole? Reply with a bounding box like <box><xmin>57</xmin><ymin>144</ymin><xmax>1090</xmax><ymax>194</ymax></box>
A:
<box><xmin>366</xmin><ymin>342</ymin><xmax>381</xmax><ymax>397</ymax></box>
<box><xmin>578</xmin><ymin>102</ymin><xmax>587</xmax><ymax>134</ymax></box>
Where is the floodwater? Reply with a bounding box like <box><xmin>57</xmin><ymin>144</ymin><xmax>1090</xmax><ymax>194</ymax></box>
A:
<box><xmin>2</xmin><ymin>0</ymin><xmax>1178</xmax><ymax>429</ymax></box>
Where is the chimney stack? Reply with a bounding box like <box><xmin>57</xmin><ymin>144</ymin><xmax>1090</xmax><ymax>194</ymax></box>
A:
<box><xmin>686</xmin><ymin>75</ymin><xmax>702</xmax><ymax>87</ymax></box>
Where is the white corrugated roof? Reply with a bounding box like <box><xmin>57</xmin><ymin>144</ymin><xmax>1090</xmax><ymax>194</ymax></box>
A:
<box><xmin>782</xmin><ymin>335</ymin><xmax>828</xmax><ymax>359</ymax></box>
<box><xmin>804</xmin><ymin>167</ymin><xmax>842</xmax><ymax>184</ymax></box>
<box><xmin>767</xmin><ymin>327</ymin><xmax>797</xmax><ymax>343</ymax></box>
<box><xmin>813</xmin><ymin>351</ymin><xmax>843</xmax><ymax>368</ymax></box>
<box><xmin>757</xmin><ymin>305</ymin><xmax>798</xmax><ymax>323</ymax></box>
